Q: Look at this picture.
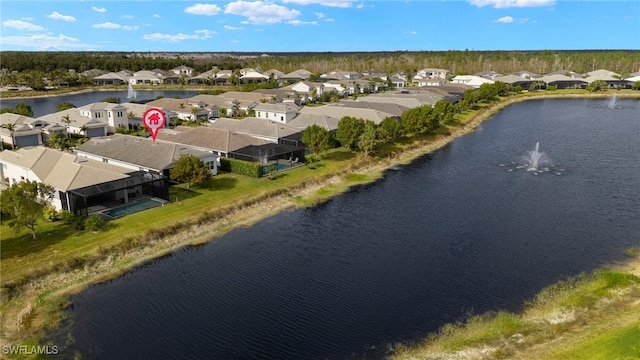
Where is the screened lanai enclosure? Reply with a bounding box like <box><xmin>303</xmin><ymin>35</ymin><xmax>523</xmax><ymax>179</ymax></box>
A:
<box><xmin>229</xmin><ymin>143</ymin><xmax>306</xmax><ymax>176</ymax></box>
<box><xmin>61</xmin><ymin>171</ymin><xmax>168</xmax><ymax>216</ymax></box>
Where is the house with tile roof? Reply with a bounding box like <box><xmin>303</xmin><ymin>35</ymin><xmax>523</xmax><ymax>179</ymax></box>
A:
<box><xmin>156</xmin><ymin>126</ymin><xmax>271</xmax><ymax>158</ymax></box>
<box><xmin>38</xmin><ymin>107</ymin><xmax>109</xmax><ymax>138</ymax></box>
<box><xmin>0</xmin><ymin>113</ymin><xmax>65</xmax><ymax>148</ymax></box>
<box><xmin>253</xmin><ymin>103</ymin><xmax>299</xmax><ymax>124</ymax></box>
<box><xmin>76</xmin><ymin>134</ymin><xmax>218</xmax><ymax>177</ymax></box>
<box><xmin>0</xmin><ymin>146</ymin><xmax>168</xmax><ymax>215</ymax></box>
<box><xmin>539</xmin><ymin>74</ymin><xmax>588</xmax><ymax>89</ymax></box>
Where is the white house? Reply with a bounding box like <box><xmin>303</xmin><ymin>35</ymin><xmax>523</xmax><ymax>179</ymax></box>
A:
<box><xmin>415</xmin><ymin>68</ymin><xmax>450</xmax><ymax>80</ymax></box>
<box><xmin>451</xmin><ymin>75</ymin><xmax>495</xmax><ymax>88</ymax></box>
<box><xmin>253</xmin><ymin>103</ymin><xmax>299</xmax><ymax>124</ymax></box>
<box><xmin>0</xmin><ymin>147</ymin><xmax>136</xmax><ymax>213</ymax></box>
<box><xmin>78</xmin><ymin>102</ymin><xmax>129</xmax><ymax>134</ymax></box>
<box><xmin>129</xmin><ymin>70</ymin><xmax>163</xmax><ymax>85</ymax></box>
<box><xmin>171</xmin><ymin>65</ymin><xmax>194</xmax><ymax>76</ymax></box>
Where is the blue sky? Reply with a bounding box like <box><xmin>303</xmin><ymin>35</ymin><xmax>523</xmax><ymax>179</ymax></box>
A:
<box><xmin>1</xmin><ymin>1</ymin><xmax>639</xmax><ymax>52</ymax></box>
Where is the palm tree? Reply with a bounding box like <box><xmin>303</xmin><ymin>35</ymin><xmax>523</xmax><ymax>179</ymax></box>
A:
<box><xmin>1</xmin><ymin>123</ymin><xmax>16</xmax><ymax>149</ymax></box>
<box><xmin>61</xmin><ymin>114</ymin><xmax>71</xmax><ymax>138</ymax></box>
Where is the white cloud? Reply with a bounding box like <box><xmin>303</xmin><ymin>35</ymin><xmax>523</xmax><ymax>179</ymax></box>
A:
<box><xmin>224</xmin><ymin>25</ymin><xmax>244</xmax><ymax>30</ymax></box>
<box><xmin>21</xmin><ymin>17</ymin><xmax>34</xmax><ymax>21</ymax></box>
<box><xmin>47</xmin><ymin>12</ymin><xmax>77</xmax><ymax>22</ymax></box>
<box><xmin>93</xmin><ymin>22</ymin><xmax>122</xmax><ymax>29</ymax></box>
<box><xmin>224</xmin><ymin>1</ymin><xmax>301</xmax><ymax>25</ymax></box>
<box><xmin>468</xmin><ymin>0</ymin><xmax>554</xmax><ymax>8</ymax></box>
<box><xmin>495</xmin><ymin>16</ymin><xmax>513</xmax><ymax>23</ymax></box>
<box><xmin>315</xmin><ymin>12</ymin><xmax>326</xmax><ymax>18</ymax></box>
<box><xmin>153</xmin><ymin>14</ymin><xmax>161</xmax><ymax>18</ymax></box>
<box><xmin>122</xmin><ymin>15</ymin><xmax>135</xmax><ymax>20</ymax></box>
<box><xmin>143</xmin><ymin>29</ymin><xmax>217</xmax><ymax>42</ymax></box>
<box><xmin>184</xmin><ymin>3</ymin><xmax>222</xmax><ymax>16</ymax></box>
<box><xmin>282</xmin><ymin>0</ymin><xmax>353</xmax><ymax>7</ymax></box>
<box><xmin>0</xmin><ymin>33</ymin><xmax>95</xmax><ymax>50</ymax></box>
<box><xmin>405</xmin><ymin>30</ymin><xmax>418</xmax><ymax>35</ymax></box>
<box><xmin>2</xmin><ymin>19</ymin><xmax>45</xmax><ymax>31</ymax></box>
<box><xmin>92</xmin><ymin>6</ymin><xmax>107</xmax><ymax>13</ymax></box>
<box><xmin>288</xmin><ymin>19</ymin><xmax>318</xmax><ymax>25</ymax></box>
<box><xmin>123</xmin><ymin>25</ymin><xmax>140</xmax><ymax>31</ymax></box>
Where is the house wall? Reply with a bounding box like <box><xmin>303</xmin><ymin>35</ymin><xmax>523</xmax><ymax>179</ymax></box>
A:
<box><xmin>107</xmin><ymin>109</ymin><xmax>128</xmax><ymax>133</ymax></box>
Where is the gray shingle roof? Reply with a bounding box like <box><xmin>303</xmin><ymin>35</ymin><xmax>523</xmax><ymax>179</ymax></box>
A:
<box><xmin>76</xmin><ymin>134</ymin><xmax>214</xmax><ymax>171</ymax></box>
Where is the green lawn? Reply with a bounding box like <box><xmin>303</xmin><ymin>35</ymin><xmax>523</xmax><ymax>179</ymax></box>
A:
<box><xmin>544</xmin><ymin>322</ymin><xmax>640</xmax><ymax>360</ymax></box>
<box><xmin>0</xmin><ymin>147</ymin><xmax>374</xmax><ymax>287</ymax></box>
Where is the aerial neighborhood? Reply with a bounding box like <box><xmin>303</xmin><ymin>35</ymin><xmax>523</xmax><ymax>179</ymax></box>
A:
<box><xmin>1</xmin><ymin>65</ymin><xmax>639</xmax><ymax>218</ymax></box>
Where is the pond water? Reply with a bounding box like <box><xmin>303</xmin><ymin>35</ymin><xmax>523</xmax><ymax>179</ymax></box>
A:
<box><xmin>49</xmin><ymin>98</ymin><xmax>640</xmax><ymax>359</ymax></box>
<box><xmin>0</xmin><ymin>90</ymin><xmax>201</xmax><ymax>117</ymax></box>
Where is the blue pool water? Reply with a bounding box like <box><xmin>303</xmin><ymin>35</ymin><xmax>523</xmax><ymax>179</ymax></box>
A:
<box><xmin>262</xmin><ymin>162</ymin><xmax>292</xmax><ymax>174</ymax></box>
<box><xmin>103</xmin><ymin>198</ymin><xmax>163</xmax><ymax>218</ymax></box>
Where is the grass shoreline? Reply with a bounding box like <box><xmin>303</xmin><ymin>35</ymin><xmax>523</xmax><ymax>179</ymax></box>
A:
<box><xmin>1</xmin><ymin>90</ymin><xmax>639</xmax><ymax>357</ymax></box>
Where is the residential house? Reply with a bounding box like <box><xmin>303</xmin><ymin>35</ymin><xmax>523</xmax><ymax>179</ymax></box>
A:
<box><xmin>240</xmin><ymin>71</ymin><xmax>269</xmax><ymax>84</ymax></box>
<box><xmin>389</xmin><ymin>74</ymin><xmax>406</xmax><ymax>88</ymax></box>
<box><xmin>93</xmin><ymin>72</ymin><xmax>130</xmax><ymax>85</ymax></box>
<box><xmin>37</xmin><ymin>107</ymin><xmax>109</xmax><ymax>138</ymax></box>
<box><xmin>298</xmin><ymin>104</ymin><xmax>397</xmax><ymax>125</ymax></box>
<box><xmin>511</xmin><ymin>71</ymin><xmax>541</xmax><ymax>79</ymax></box>
<box><xmin>78</xmin><ymin>102</ymin><xmax>129</xmax><ymax>134</ymax></box>
<box><xmin>156</xmin><ymin>126</ymin><xmax>271</xmax><ymax>158</ymax></box>
<box><xmin>539</xmin><ymin>74</ymin><xmax>587</xmax><ymax>89</ymax></box>
<box><xmin>286</xmin><ymin>113</ymin><xmax>340</xmax><ymax>132</ymax></box>
<box><xmin>145</xmin><ymin>98</ymin><xmax>209</xmax><ymax>122</ymax></box>
<box><xmin>253</xmin><ymin>103</ymin><xmax>299</xmax><ymax>124</ymax></box>
<box><xmin>171</xmin><ymin>65</ymin><xmax>194</xmax><ymax>76</ymax></box>
<box><xmin>492</xmin><ymin>75</ymin><xmax>535</xmax><ymax>89</ymax></box>
<box><xmin>210</xmin><ymin>117</ymin><xmax>301</xmax><ymax>144</ymax></box>
<box><xmin>584</xmin><ymin>69</ymin><xmax>626</xmax><ymax>88</ymax></box>
<box><xmin>263</xmin><ymin>69</ymin><xmax>285</xmax><ymax>80</ymax></box>
<box><xmin>415</xmin><ymin>68</ymin><xmax>450</xmax><ymax>80</ymax></box>
<box><xmin>278</xmin><ymin>69</ymin><xmax>314</xmax><ymax>84</ymax></box>
<box><xmin>451</xmin><ymin>75</ymin><xmax>495</xmax><ymax>88</ymax></box>
<box><xmin>129</xmin><ymin>70</ymin><xmax>163</xmax><ymax>85</ymax></box>
<box><xmin>474</xmin><ymin>70</ymin><xmax>503</xmax><ymax>80</ymax></box>
<box><xmin>0</xmin><ymin>146</ymin><xmax>168</xmax><ymax>216</ymax></box>
<box><xmin>76</xmin><ymin>134</ymin><xmax>218</xmax><ymax>177</ymax></box>
<box><xmin>0</xmin><ymin>113</ymin><xmax>45</xmax><ymax>148</ymax></box>
<box><xmin>417</xmin><ymin>78</ymin><xmax>446</xmax><ymax>87</ymax></box>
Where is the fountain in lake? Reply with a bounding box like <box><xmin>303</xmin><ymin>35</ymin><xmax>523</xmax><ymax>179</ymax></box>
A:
<box><xmin>602</xmin><ymin>94</ymin><xmax>622</xmax><ymax>109</ymax></box>
<box><xmin>126</xmin><ymin>82</ymin><xmax>137</xmax><ymax>100</ymax></box>
<box><xmin>500</xmin><ymin>142</ymin><xmax>564</xmax><ymax>176</ymax></box>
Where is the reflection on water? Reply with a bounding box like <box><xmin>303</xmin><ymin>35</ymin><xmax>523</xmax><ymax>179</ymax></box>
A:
<box><xmin>50</xmin><ymin>98</ymin><xmax>640</xmax><ymax>360</ymax></box>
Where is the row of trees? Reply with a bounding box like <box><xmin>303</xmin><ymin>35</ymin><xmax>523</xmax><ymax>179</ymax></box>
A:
<box><xmin>302</xmin><ymin>81</ymin><xmax>523</xmax><ymax>158</ymax></box>
<box><xmin>2</xmin><ymin>51</ymin><xmax>639</xmax><ymax>88</ymax></box>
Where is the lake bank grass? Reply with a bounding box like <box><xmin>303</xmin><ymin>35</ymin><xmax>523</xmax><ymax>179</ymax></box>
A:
<box><xmin>388</xmin><ymin>251</ymin><xmax>640</xmax><ymax>360</ymax></box>
<box><xmin>1</xmin><ymin>89</ymin><xmax>639</xmax><ymax>357</ymax></box>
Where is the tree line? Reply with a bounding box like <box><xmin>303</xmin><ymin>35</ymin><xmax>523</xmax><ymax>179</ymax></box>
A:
<box><xmin>302</xmin><ymin>81</ymin><xmax>521</xmax><ymax>158</ymax></box>
<box><xmin>2</xmin><ymin>50</ymin><xmax>639</xmax><ymax>76</ymax></box>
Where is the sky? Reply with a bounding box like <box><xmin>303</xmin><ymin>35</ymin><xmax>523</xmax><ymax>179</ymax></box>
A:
<box><xmin>0</xmin><ymin>0</ymin><xmax>639</xmax><ymax>52</ymax></box>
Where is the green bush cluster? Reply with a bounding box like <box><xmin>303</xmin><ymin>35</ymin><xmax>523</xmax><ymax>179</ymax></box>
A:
<box><xmin>220</xmin><ymin>158</ymin><xmax>262</xmax><ymax>178</ymax></box>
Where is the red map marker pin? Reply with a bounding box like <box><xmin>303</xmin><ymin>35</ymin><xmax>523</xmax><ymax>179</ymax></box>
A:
<box><xmin>142</xmin><ymin>107</ymin><xmax>166</xmax><ymax>142</ymax></box>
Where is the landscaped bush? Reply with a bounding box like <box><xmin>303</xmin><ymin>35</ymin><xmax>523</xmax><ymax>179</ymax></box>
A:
<box><xmin>43</xmin><ymin>205</ymin><xmax>60</xmax><ymax>222</ymax></box>
<box><xmin>60</xmin><ymin>210</ymin><xmax>85</xmax><ymax>230</ymax></box>
<box><xmin>84</xmin><ymin>215</ymin><xmax>106</xmax><ymax>232</ymax></box>
<box><xmin>220</xmin><ymin>158</ymin><xmax>262</xmax><ymax>178</ymax></box>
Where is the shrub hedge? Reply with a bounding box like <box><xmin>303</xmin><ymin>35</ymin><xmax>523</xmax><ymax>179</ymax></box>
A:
<box><xmin>220</xmin><ymin>158</ymin><xmax>263</xmax><ymax>178</ymax></box>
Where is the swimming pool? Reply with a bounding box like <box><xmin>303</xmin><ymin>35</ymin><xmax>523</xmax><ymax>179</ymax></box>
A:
<box><xmin>262</xmin><ymin>162</ymin><xmax>292</xmax><ymax>174</ymax></box>
<box><xmin>103</xmin><ymin>198</ymin><xmax>164</xmax><ymax>218</ymax></box>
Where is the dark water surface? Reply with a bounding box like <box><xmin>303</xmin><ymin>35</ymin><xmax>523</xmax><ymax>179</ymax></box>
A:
<box><xmin>51</xmin><ymin>98</ymin><xmax>640</xmax><ymax>359</ymax></box>
<box><xmin>0</xmin><ymin>90</ymin><xmax>200</xmax><ymax>117</ymax></box>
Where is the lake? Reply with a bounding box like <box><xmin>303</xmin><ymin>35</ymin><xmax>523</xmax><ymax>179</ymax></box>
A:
<box><xmin>49</xmin><ymin>98</ymin><xmax>640</xmax><ymax>359</ymax></box>
<box><xmin>0</xmin><ymin>90</ymin><xmax>201</xmax><ymax>117</ymax></box>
